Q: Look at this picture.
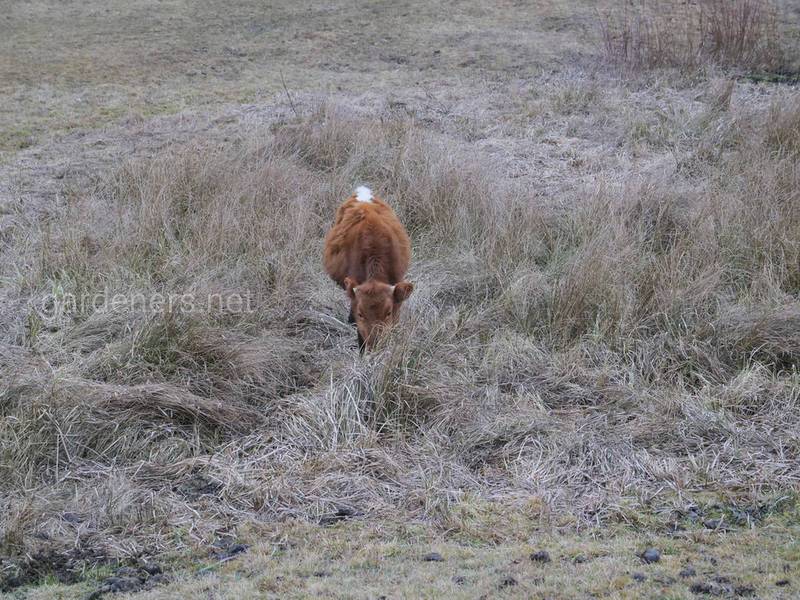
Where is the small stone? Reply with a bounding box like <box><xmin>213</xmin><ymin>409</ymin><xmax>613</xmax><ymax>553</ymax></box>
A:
<box><xmin>140</xmin><ymin>563</ymin><xmax>162</xmax><ymax>576</ymax></box>
<box><xmin>226</xmin><ymin>543</ymin><xmax>248</xmax><ymax>556</ymax></box>
<box><xmin>423</xmin><ymin>552</ymin><xmax>444</xmax><ymax>562</ymax></box>
<box><xmin>333</xmin><ymin>506</ymin><xmax>359</xmax><ymax>517</ymax></box>
<box><xmin>680</xmin><ymin>566</ymin><xmax>697</xmax><ymax>578</ymax></box>
<box><xmin>319</xmin><ymin>506</ymin><xmax>362</xmax><ymax>526</ymax></box>
<box><xmin>686</xmin><ymin>505</ymin><xmax>703</xmax><ymax>521</ymax></box>
<box><xmin>691</xmin><ymin>582</ymin><xmax>714</xmax><ymax>594</ymax></box>
<box><xmin>641</xmin><ymin>548</ymin><xmax>661</xmax><ymax>564</ymax></box>
<box><xmin>499</xmin><ymin>576</ymin><xmax>517</xmax><ymax>588</ymax></box>
<box><xmin>61</xmin><ymin>512</ymin><xmax>82</xmax><ymax>523</ymax></box>
<box><xmin>530</xmin><ymin>550</ymin><xmax>551</xmax><ymax>563</ymax></box>
<box><xmin>703</xmin><ymin>518</ymin><xmax>726</xmax><ymax>530</ymax></box>
<box><xmin>216</xmin><ymin>543</ymin><xmax>248</xmax><ymax>560</ymax></box>
<box><xmin>776</xmin><ymin>579</ymin><xmax>790</xmax><ymax>587</ymax></box>
<box><xmin>632</xmin><ymin>572</ymin><xmax>646</xmax><ymax>582</ymax></box>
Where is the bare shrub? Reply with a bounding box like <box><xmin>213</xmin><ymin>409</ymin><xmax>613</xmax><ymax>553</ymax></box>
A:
<box><xmin>600</xmin><ymin>0</ymin><xmax>784</xmax><ymax>71</ymax></box>
<box><xmin>765</xmin><ymin>94</ymin><xmax>800</xmax><ymax>157</ymax></box>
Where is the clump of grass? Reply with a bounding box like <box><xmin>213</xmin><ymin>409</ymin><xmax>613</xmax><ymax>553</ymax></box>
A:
<box><xmin>765</xmin><ymin>94</ymin><xmax>800</xmax><ymax>157</ymax></box>
<box><xmin>599</xmin><ymin>0</ymin><xmax>785</xmax><ymax>72</ymax></box>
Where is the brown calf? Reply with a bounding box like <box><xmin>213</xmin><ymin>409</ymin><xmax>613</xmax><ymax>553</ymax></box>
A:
<box><xmin>323</xmin><ymin>186</ymin><xmax>413</xmax><ymax>350</ymax></box>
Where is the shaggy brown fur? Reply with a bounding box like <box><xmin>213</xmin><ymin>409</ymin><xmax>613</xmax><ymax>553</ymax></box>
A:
<box><xmin>323</xmin><ymin>188</ymin><xmax>413</xmax><ymax>349</ymax></box>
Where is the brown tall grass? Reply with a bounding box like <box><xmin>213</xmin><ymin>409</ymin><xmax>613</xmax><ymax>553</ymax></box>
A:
<box><xmin>1</xmin><ymin>94</ymin><xmax>799</xmax><ymax>579</ymax></box>
<box><xmin>600</xmin><ymin>0</ymin><xmax>785</xmax><ymax>71</ymax></box>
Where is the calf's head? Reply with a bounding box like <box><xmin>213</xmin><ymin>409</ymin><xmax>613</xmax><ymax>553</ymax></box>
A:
<box><xmin>344</xmin><ymin>277</ymin><xmax>414</xmax><ymax>350</ymax></box>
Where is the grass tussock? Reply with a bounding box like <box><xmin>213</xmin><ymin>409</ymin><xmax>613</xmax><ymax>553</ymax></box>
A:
<box><xmin>2</xmin><ymin>94</ymin><xmax>800</xmax><ymax>581</ymax></box>
<box><xmin>600</xmin><ymin>0</ymin><xmax>786</xmax><ymax>72</ymax></box>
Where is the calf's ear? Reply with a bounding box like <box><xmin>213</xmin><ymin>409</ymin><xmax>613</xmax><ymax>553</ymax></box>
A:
<box><xmin>344</xmin><ymin>277</ymin><xmax>358</xmax><ymax>299</ymax></box>
<box><xmin>393</xmin><ymin>281</ymin><xmax>414</xmax><ymax>303</ymax></box>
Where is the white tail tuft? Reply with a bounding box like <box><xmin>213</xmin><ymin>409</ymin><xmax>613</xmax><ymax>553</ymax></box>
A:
<box><xmin>355</xmin><ymin>186</ymin><xmax>373</xmax><ymax>203</ymax></box>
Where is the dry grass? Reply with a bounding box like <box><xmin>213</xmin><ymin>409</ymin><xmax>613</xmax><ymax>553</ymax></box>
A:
<box><xmin>2</xmin><ymin>0</ymin><xmax>800</xmax><ymax>595</ymax></box>
<box><xmin>600</xmin><ymin>0</ymin><xmax>787</xmax><ymax>71</ymax></box>
<box><xmin>3</xmin><ymin>90</ymin><xmax>800</xmax><ymax>590</ymax></box>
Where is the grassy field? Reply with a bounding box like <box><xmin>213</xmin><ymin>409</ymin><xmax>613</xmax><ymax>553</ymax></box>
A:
<box><xmin>2</xmin><ymin>0</ymin><xmax>800</xmax><ymax>598</ymax></box>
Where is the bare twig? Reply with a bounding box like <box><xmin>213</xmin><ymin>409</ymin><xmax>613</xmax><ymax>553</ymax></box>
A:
<box><xmin>280</xmin><ymin>70</ymin><xmax>299</xmax><ymax>118</ymax></box>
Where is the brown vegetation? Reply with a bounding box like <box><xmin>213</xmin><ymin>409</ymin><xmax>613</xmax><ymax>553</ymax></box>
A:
<box><xmin>3</xmin><ymin>92</ymin><xmax>799</xmax><ymax>569</ymax></box>
<box><xmin>600</xmin><ymin>0</ymin><xmax>787</xmax><ymax>71</ymax></box>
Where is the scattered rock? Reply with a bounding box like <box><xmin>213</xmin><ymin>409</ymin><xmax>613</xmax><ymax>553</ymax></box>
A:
<box><xmin>319</xmin><ymin>506</ymin><xmax>362</xmax><ymax>526</ymax></box>
<box><xmin>499</xmin><ymin>576</ymin><xmax>518</xmax><ymax>588</ymax></box>
<box><xmin>61</xmin><ymin>512</ymin><xmax>83</xmax><ymax>524</ymax></box>
<box><xmin>632</xmin><ymin>572</ymin><xmax>647</xmax><ymax>582</ymax></box>
<box><xmin>641</xmin><ymin>548</ymin><xmax>661</xmax><ymax>564</ymax></box>
<box><xmin>776</xmin><ymin>579</ymin><xmax>790</xmax><ymax>587</ymax></box>
<box><xmin>690</xmin><ymin>581</ymin><xmax>715</xmax><ymax>594</ymax></box>
<box><xmin>139</xmin><ymin>562</ymin><xmax>162</xmax><ymax>576</ymax></box>
<box><xmin>423</xmin><ymin>552</ymin><xmax>444</xmax><ymax>562</ymax></box>
<box><xmin>217</xmin><ymin>543</ymin><xmax>248</xmax><ymax>560</ymax></box>
<box><xmin>530</xmin><ymin>550</ymin><xmax>551</xmax><ymax>563</ymax></box>
<box><xmin>686</xmin><ymin>505</ymin><xmax>703</xmax><ymax>521</ymax></box>
<box><xmin>680</xmin><ymin>566</ymin><xmax>697</xmax><ymax>578</ymax></box>
<box><xmin>572</xmin><ymin>554</ymin><xmax>588</xmax><ymax>564</ymax></box>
